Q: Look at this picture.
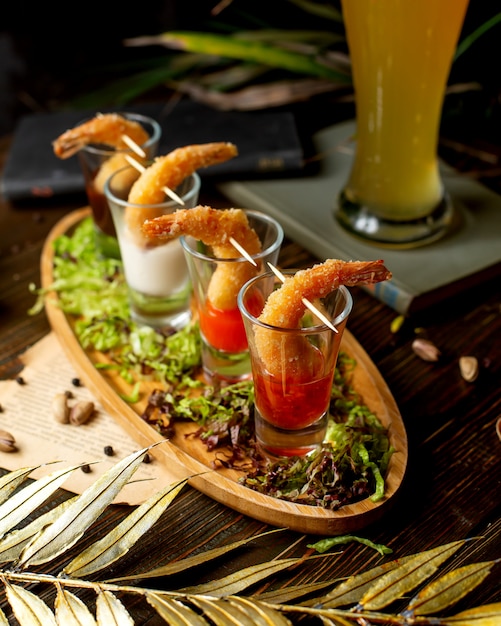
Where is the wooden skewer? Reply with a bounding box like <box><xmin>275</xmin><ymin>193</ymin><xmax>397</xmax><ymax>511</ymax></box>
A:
<box><xmin>267</xmin><ymin>263</ymin><xmax>339</xmax><ymax>334</ymax></box>
<box><xmin>124</xmin><ymin>154</ymin><xmax>185</xmax><ymax>206</ymax></box>
<box><xmin>228</xmin><ymin>238</ymin><xmax>338</xmax><ymax>333</ymax></box>
<box><xmin>121</xmin><ymin>134</ymin><xmax>146</xmax><ymax>158</ymax></box>
<box><xmin>229</xmin><ymin>237</ymin><xmax>257</xmax><ymax>266</ymax></box>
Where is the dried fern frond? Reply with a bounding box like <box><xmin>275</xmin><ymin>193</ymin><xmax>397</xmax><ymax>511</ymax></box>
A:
<box><xmin>0</xmin><ymin>452</ymin><xmax>498</xmax><ymax>625</ymax></box>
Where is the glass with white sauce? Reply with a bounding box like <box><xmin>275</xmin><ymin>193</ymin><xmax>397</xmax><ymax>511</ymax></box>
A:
<box><xmin>105</xmin><ymin>166</ymin><xmax>200</xmax><ymax>331</ymax></box>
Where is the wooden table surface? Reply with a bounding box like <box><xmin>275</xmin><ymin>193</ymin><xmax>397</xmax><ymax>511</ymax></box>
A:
<box><xmin>0</xmin><ymin>124</ymin><xmax>500</xmax><ymax>624</ymax></box>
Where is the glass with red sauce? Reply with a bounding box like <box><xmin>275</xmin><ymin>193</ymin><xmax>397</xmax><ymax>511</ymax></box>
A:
<box><xmin>181</xmin><ymin>210</ymin><xmax>283</xmax><ymax>384</ymax></box>
<box><xmin>78</xmin><ymin>112</ymin><xmax>161</xmax><ymax>259</ymax></box>
<box><xmin>238</xmin><ymin>271</ymin><xmax>352</xmax><ymax>459</ymax></box>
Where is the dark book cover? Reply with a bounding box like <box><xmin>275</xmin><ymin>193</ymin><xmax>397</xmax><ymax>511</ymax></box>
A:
<box><xmin>1</xmin><ymin>101</ymin><xmax>305</xmax><ymax>202</ymax></box>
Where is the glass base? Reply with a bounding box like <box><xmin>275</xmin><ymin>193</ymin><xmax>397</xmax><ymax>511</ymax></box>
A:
<box><xmin>335</xmin><ymin>190</ymin><xmax>454</xmax><ymax>249</ymax></box>
<box><xmin>254</xmin><ymin>409</ymin><xmax>327</xmax><ymax>460</ymax></box>
<box><xmin>201</xmin><ymin>339</ymin><xmax>252</xmax><ymax>385</ymax></box>
<box><xmin>130</xmin><ymin>307</ymin><xmax>191</xmax><ymax>332</ymax></box>
<box><xmin>129</xmin><ymin>286</ymin><xmax>192</xmax><ymax>332</ymax></box>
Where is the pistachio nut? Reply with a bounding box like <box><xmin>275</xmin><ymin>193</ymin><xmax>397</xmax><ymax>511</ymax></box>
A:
<box><xmin>459</xmin><ymin>356</ymin><xmax>479</xmax><ymax>382</ymax></box>
<box><xmin>411</xmin><ymin>338</ymin><xmax>441</xmax><ymax>362</ymax></box>
<box><xmin>52</xmin><ymin>393</ymin><xmax>70</xmax><ymax>424</ymax></box>
<box><xmin>0</xmin><ymin>429</ymin><xmax>16</xmax><ymax>453</ymax></box>
<box><xmin>69</xmin><ymin>401</ymin><xmax>95</xmax><ymax>426</ymax></box>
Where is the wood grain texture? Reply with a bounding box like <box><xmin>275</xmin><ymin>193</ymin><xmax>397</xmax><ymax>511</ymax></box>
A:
<box><xmin>40</xmin><ymin>208</ymin><xmax>408</xmax><ymax>534</ymax></box>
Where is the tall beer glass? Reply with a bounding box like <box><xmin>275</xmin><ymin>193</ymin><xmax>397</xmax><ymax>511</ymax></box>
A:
<box><xmin>335</xmin><ymin>0</ymin><xmax>469</xmax><ymax>247</ymax></box>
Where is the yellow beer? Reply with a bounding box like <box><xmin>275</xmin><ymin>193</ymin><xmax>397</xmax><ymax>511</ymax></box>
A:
<box><xmin>340</xmin><ymin>0</ymin><xmax>469</xmax><ymax>221</ymax></box>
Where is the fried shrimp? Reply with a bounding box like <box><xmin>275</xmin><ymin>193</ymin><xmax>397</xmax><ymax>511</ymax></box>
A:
<box><xmin>127</xmin><ymin>142</ymin><xmax>238</xmax><ymax>205</ymax></box>
<box><xmin>123</xmin><ymin>142</ymin><xmax>238</xmax><ymax>246</ymax></box>
<box><xmin>143</xmin><ymin>205</ymin><xmax>262</xmax><ymax>310</ymax></box>
<box><xmin>93</xmin><ymin>153</ymin><xmax>143</xmax><ymax>195</ymax></box>
<box><xmin>52</xmin><ymin>113</ymin><xmax>150</xmax><ymax>159</ymax></box>
<box><xmin>255</xmin><ymin>259</ymin><xmax>392</xmax><ymax>377</ymax></box>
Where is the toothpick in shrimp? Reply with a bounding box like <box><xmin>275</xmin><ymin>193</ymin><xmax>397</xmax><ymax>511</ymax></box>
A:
<box><xmin>255</xmin><ymin>259</ymin><xmax>392</xmax><ymax>378</ymax></box>
<box><xmin>142</xmin><ymin>205</ymin><xmax>261</xmax><ymax>310</ymax></box>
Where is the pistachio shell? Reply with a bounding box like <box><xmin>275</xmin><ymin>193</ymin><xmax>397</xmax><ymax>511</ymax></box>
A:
<box><xmin>459</xmin><ymin>356</ymin><xmax>479</xmax><ymax>382</ymax></box>
<box><xmin>69</xmin><ymin>401</ymin><xmax>95</xmax><ymax>426</ymax></box>
<box><xmin>52</xmin><ymin>393</ymin><xmax>70</xmax><ymax>424</ymax></box>
<box><xmin>0</xmin><ymin>429</ymin><xmax>16</xmax><ymax>452</ymax></box>
<box><xmin>412</xmin><ymin>338</ymin><xmax>441</xmax><ymax>362</ymax></box>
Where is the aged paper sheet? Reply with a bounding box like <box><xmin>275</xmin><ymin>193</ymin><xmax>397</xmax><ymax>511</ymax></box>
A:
<box><xmin>0</xmin><ymin>333</ymin><xmax>178</xmax><ymax>505</ymax></box>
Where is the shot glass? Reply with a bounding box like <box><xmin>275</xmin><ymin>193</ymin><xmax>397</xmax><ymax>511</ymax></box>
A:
<box><xmin>78</xmin><ymin>112</ymin><xmax>161</xmax><ymax>258</ymax></box>
<box><xmin>104</xmin><ymin>166</ymin><xmax>201</xmax><ymax>330</ymax></box>
<box><xmin>181</xmin><ymin>210</ymin><xmax>284</xmax><ymax>384</ymax></box>
<box><xmin>238</xmin><ymin>271</ymin><xmax>353</xmax><ymax>459</ymax></box>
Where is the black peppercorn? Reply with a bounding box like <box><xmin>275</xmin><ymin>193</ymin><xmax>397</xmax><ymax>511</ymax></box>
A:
<box><xmin>104</xmin><ymin>445</ymin><xmax>114</xmax><ymax>456</ymax></box>
<box><xmin>81</xmin><ymin>464</ymin><xmax>91</xmax><ymax>473</ymax></box>
<box><xmin>71</xmin><ymin>378</ymin><xmax>81</xmax><ymax>387</ymax></box>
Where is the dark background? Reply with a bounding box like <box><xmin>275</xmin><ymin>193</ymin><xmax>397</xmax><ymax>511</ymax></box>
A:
<box><xmin>1</xmin><ymin>1</ymin><xmax>500</xmax><ymax>145</ymax></box>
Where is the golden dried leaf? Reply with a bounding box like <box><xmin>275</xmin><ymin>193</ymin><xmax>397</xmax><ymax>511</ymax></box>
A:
<box><xmin>109</xmin><ymin>528</ymin><xmax>284</xmax><ymax>583</ymax></box>
<box><xmin>229</xmin><ymin>596</ymin><xmax>293</xmax><ymax>625</ymax></box>
<box><xmin>442</xmin><ymin>602</ymin><xmax>501</xmax><ymax>626</ymax></box>
<box><xmin>95</xmin><ymin>591</ymin><xmax>134</xmax><ymax>625</ymax></box>
<box><xmin>359</xmin><ymin>540</ymin><xmax>464</xmax><ymax>610</ymax></box>
<box><xmin>307</xmin><ymin>553</ymin><xmax>417</xmax><ymax>609</ymax></box>
<box><xmin>405</xmin><ymin>561</ymin><xmax>496</xmax><ymax>616</ymax></box>
<box><xmin>0</xmin><ymin>496</ymin><xmax>78</xmax><ymax>563</ymax></box>
<box><xmin>258</xmin><ymin>580</ymin><xmax>335</xmax><ymax>604</ymax></box>
<box><xmin>5</xmin><ymin>582</ymin><xmax>57</xmax><ymax>625</ymax></box>
<box><xmin>146</xmin><ymin>593</ymin><xmax>209</xmax><ymax>625</ymax></box>
<box><xmin>63</xmin><ymin>478</ymin><xmax>188</xmax><ymax>578</ymax></box>
<box><xmin>191</xmin><ymin>596</ymin><xmax>258</xmax><ymax>625</ymax></box>
<box><xmin>178</xmin><ymin>558</ymin><xmax>300</xmax><ymax>597</ymax></box>
<box><xmin>54</xmin><ymin>589</ymin><xmax>97</xmax><ymax>626</ymax></box>
<box><xmin>18</xmin><ymin>447</ymin><xmax>152</xmax><ymax>568</ymax></box>
<box><xmin>0</xmin><ymin>464</ymin><xmax>80</xmax><ymax>542</ymax></box>
<box><xmin>0</xmin><ymin>465</ymin><xmax>41</xmax><ymax>506</ymax></box>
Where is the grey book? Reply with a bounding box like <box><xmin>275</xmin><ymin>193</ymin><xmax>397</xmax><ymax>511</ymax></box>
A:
<box><xmin>219</xmin><ymin>120</ymin><xmax>501</xmax><ymax>316</ymax></box>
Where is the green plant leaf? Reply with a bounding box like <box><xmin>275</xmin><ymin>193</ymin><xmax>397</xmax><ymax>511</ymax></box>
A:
<box><xmin>287</xmin><ymin>0</ymin><xmax>344</xmax><ymax>22</ymax></box>
<box><xmin>147</xmin><ymin>31</ymin><xmax>351</xmax><ymax>83</ymax></box>
<box><xmin>455</xmin><ymin>12</ymin><xmax>501</xmax><ymax>60</ymax></box>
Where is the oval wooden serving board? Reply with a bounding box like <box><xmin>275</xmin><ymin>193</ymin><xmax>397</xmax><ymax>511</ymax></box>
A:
<box><xmin>41</xmin><ymin>207</ymin><xmax>408</xmax><ymax>535</ymax></box>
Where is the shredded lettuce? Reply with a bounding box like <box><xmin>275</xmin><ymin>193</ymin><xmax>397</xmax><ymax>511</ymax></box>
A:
<box><xmin>31</xmin><ymin>217</ymin><xmax>394</xmax><ymax>509</ymax></box>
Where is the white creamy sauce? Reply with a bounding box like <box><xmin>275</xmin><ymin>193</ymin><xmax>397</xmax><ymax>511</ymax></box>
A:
<box><xmin>120</xmin><ymin>233</ymin><xmax>189</xmax><ymax>297</ymax></box>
